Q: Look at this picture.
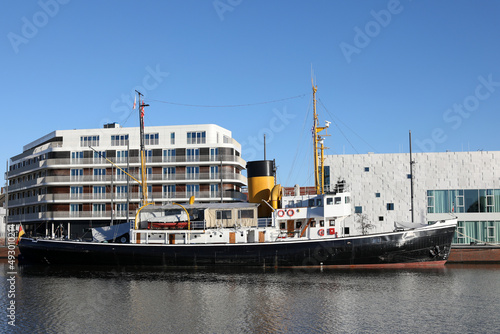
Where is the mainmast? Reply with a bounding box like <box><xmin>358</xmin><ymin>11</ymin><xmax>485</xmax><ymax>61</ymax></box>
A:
<box><xmin>312</xmin><ymin>79</ymin><xmax>329</xmax><ymax>195</ymax></box>
<box><xmin>136</xmin><ymin>90</ymin><xmax>150</xmax><ymax>206</ymax></box>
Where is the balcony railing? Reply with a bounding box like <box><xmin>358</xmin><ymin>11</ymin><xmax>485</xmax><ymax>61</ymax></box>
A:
<box><xmin>9</xmin><ymin>154</ymin><xmax>245</xmax><ymax>173</ymax></box>
<box><xmin>7</xmin><ymin>210</ymin><xmax>137</xmax><ymax>222</ymax></box>
<box><xmin>7</xmin><ymin>172</ymin><xmax>247</xmax><ymax>191</ymax></box>
<box><xmin>7</xmin><ymin>190</ymin><xmax>247</xmax><ymax>207</ymax></box>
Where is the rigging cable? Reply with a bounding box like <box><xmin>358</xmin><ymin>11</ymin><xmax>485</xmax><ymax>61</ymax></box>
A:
<box><xmin>316</xmin><ymin>98</ymin><xmax>420</xmax><ymax>219</ymax></box>
<box><xmin>148</xmin><ymin>93</ymin><xmax>308</xmax><ymax>108</ymax></box>
<box><xmin>318</xmin><ymin>98</ymin><xmax>379</xmax><ymax>154</ymax></box>
<box><xmin>285</xmin><ymin>93</ymin><xmax>313</xmax><ymax>186</ymax></box>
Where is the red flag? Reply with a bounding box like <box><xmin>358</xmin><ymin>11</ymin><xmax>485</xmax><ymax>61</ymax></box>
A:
<box><xmin>140</xmin><ymin>102</ymin><xmax>144</xmax><ymax>118</ymax></box>
<box><xmin>133</xmin><ymin>95</ymin><xmax>137</xmax><ymax>109</ymax></box>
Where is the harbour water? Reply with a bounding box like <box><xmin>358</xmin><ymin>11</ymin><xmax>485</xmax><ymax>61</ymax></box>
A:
<box><xmin>2</xmin><ymin>263</ymin><xmax>500</xmax><ymax>334</ymax></box>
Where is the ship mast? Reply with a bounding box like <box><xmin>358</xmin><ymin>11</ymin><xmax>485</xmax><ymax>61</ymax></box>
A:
<box><xmin>409</xmin><ymin>130</ymin><xmax>415</xmax><ymax>223</ymax></box>
<box><xmin>136</xmin><ymin>90</ymin><xmax>150</xmax><ymax>206</ymax></box>
<box><xmin>312</xmin><ymin>79</ymin><xmax>329</xmax><ymax>195</ymax></box>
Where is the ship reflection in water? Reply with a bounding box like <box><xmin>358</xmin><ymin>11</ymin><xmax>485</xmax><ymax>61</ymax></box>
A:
<box><xmin>4</xmin><ymin>263</ymin><xmax>500</xmax><ymax>333</ymax></box>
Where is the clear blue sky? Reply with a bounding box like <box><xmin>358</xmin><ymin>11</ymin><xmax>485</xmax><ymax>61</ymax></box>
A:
<box><xmin>2</xmin><ymin>0</ymin><xmax>500</xmax><ymax>187</ymax></box>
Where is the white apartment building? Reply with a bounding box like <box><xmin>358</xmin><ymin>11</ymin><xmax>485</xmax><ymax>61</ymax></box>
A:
<box><xmin>6</xmin><ymin>123</ymin><xmax>247</xmax><ymax>238</ymax></box>
<box><xmin>324</xmin><ymin>151</ymin><xmax>500</xmax><ymax>244</ymax></box>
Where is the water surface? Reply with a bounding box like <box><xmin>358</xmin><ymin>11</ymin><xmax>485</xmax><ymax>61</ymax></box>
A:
<box><xmin>2</xmin><ymin>263</ymin><xmax>499</xmax><ymax>333</ymax></box>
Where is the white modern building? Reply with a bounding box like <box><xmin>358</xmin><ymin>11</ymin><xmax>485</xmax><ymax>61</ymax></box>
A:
<box><xmin>0</xmin><ymin>193</ymin><xmax>6</xmax><ymax>245</ymax></box>
<box><xmin>6</xmin><ymin>123</ymin><xmax>247</xmax><ymax>238</ymax></box>
<box><xmin>324</xmin><ymin>151</ymin><xmax>500</xmax><ymax>244</ymax></box>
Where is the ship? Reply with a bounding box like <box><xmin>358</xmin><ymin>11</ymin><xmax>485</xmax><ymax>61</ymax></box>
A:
<box><xmin>18</xmin><ymin>84</ymin><xmax>458</xmax><ymax>268</ymax></box>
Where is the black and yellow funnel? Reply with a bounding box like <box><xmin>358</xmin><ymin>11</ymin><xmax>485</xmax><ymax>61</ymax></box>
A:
<box><xmin>247</xmin><ymin>160</ymin><xmax>277</xmax><ymax>217</ymax></box>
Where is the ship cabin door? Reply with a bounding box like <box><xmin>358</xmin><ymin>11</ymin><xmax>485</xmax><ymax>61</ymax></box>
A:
<box><xmin>229</xmin><ymin>232</ymin><xmax>236</xmax><ymax>244</ymax></box>
<box><xmin>259</xmin><ymin>231</ymin><xmax>265</xmax><ymax>243</ymax></box>
<box><xmin>287</xmin><ymin>220</ymin><xmax>295</xmax><ymax>237</ymax></box>
<box><xmin>169</xmin><ymin>234</ymin><xmax>175</xmax><ymax>244</ymax></box>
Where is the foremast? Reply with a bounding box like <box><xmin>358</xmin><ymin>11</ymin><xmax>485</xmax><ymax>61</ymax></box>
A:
<box><xmin>136</xmin><ymin>90</ymin><xmax>150</xmax><ymax>207</ymax></box>
<box><xmin>312</xmin><ymin>79</ymin><xmax>329</xmax><ymax>195</ymax></box>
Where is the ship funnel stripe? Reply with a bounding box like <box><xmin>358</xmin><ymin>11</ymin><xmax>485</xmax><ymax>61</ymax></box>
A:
<box><xmin>246</xmin><ymin>160</ymin><xmax>274</xmax><ymax>178</ymax></box>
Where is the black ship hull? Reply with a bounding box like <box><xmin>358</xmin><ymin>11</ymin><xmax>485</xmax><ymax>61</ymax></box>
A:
<box><xmin>18</xmin><ymin>222</ymin><xmax>456</xmax><ymax>268</ymax></box>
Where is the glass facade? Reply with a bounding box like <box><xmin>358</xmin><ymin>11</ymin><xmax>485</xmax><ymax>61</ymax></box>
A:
<box><xmin>453</xmin><ymin>221</ymin><xmax>500</xmax><ymax>244</ymax></box>
<box><xmin>428</xmin><ymin>189</ymin><xmax>500</xmax><ymax>244</ymax></box>
<box><xmin>427</xmin><ymin>189</ymin><xmax>500</xmax><ymax>213</ymax></box>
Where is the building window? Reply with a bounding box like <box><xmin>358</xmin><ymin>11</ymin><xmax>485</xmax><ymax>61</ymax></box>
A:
<box><xmin>70</xmin><ymin>186</ymin><xmax>83</xmax><ymax>199</ymax></box>
<box><xmin>387</xmin><ymin>203</ymin><xmax>394</xmax><ymax>210</ymax></box>
<box><xmin>93</xmin><ymin>168</ymin><xmax>106</xmax><ymax>181</ymax></box>
<box><xmin>364</xmin><ymin>167</ymin><xmax>369</xmax><ymax>172</ymax></box>
<box><xmin>70</xmin><ymin>169</ymin><xmax>83</xmax><ymax>181</ymax></box>
<box><xmin>70</xmin><ymin>204</ymin><xmax>81</xmax><ymax>217</ymax></box>
<box><xmin>186</xmin><ymin>167</ymin><xmax>199</xmax><ymax>180</ymax></box>
<box><xmin>186</xmin><ymin>149</ymin><xmax>199</xmax><ymax>162</ymax></box>
<box><xmin>163</xmin><ymin>149</ymin><xmax>176</xmax><ymax>162</ymax></box>
<box><xmin>81</xmin><ymin>135</ymin><xmax>99</xmax><ymax>147</ymax></box>
<box><xmin>326</xmin><ymin>197</ymin><xmax>333</xmax><ymax>205</ymax></box>
<box><xmin>407</xmin><ymin>174</ymin><xmax>412</xmax><ymax>179</ymax></box>
<box><xmin>116</xmin><ymin>150</ymin><xmax>128</xmax><ymax>163</ymax></box>
<box><xmin>334</xmin><ymin>197</ymin><xmax>341</xmax><ymax>204</ymax></box>
<box><xmin>93</xmin><ymin>186</ymin><xmax>106</xmax><ymax>199</ymax></box>
<box><xmin>93</xmin><ymin>151</ymin><xmax>106</xmax><ymax>163</ymax></box>
<box><xmin>375</xmin><ymin>193</ymin><xmax>380</xmax><ymax>198</ymax></box>
<box><xmin>210</xmin><ymin>148</ymin><xmax>219</xmax><ymax>161</ymax></box>
<box><xmin>163</xmin><ymin>167</ymin><xmax>176</xmax><ymax>180</ymax></box>
<box><xmin>210</xmin><ymin>166</ymin><xmax>219</xmax><ymax>180</ymax></box>
<box><xmin>210</xmin><ymin>184</ymin><xmax>219</xmax><ymax>198</ymax></box>
<box><xmin>111</xmin><ymin>134</ymin><xmax>129</xmax><ymax>146</ymax></box>
<box><xmin>145</xmin><ymin>133</ymin><xmax>159</xmax><ymax>145</ymax></box>
<box><xmin>379</xmin><ymin>216</ymin><xmax>384</xmax><ymax>221</ymax></box>
<box><xmin>71</xmin><ymin>151</ymin><xmax>83</xmax><ymax>163</ymax></box>
<box><xmin>186</xmin><ymin>184</ymin><xmax>199</xmax><ymax>197</ymax></box>
<box><xmin>92</xmin><ymin>204</ymin><xmax>106</xmax><ymax>217</ymax></box>
<box><xmin>163</xmin><ymin>185</ymin><xmax>176</xmax><ymax>199</ymax></box>
<box><xmin>187</xmin><ymin>131</ymin><xmax>206</xmax><ymax>144</ymax></box>
<box><xmin>116</xmin><ymin>168</ymin><xmax>128</xmax><ymax>181</ymax></box>
<box><xmin>116</xmin><ymin>186</ymin><xmax>128</xmax><ymax>199</ymax></box>
<box><xmin>223</xmin><ymin>135</ymin><xmax>230</xmax><ymax>144</ymax></box>
<box><xmin>170</xmin><ymin>132</ymin><xmax>175</xmax><ymax>145</ymax></box>
<box><xmin>144</xmin><ymin>150</ymin><xmax>153</xmax><ymax>163</ymax></box>
<box><xmin>426</xmin><ymin>189</ymin><xmax>500</xmax><ymax>214</ymax></box>
<box><xmin>146</xmin><ymin>168</ymin><xmax>152</xmax><ymax>180</ymax></box>
<box><xmin>354</xmin><ymin>206</ymin><xmax>362</xmax><ymax>214</ymax></box>
<box><xmin>427</xmin><ymin>190</ymin><xmax>435</xmax><ymax>213</ymax></box>
<box><xmin>116</xmin><ymin>203</ymin><xmax>128</xmax><ymax>216</ymax></box>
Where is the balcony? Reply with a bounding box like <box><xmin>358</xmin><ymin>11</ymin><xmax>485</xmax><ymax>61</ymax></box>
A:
<box><xmin>7</xmin><ymin>210</ymin><xmax>137</xmax><ymax>222</ymax></box>
<box><xmin>8</xmin><ymin>154</ymin><xmax>246</xmax><ymax>177</ymax></box>
<box><xmin>7</xmin><ymin>190</ymin><xmax>247</xmax><ymax>208</ymax></box>
<box><xmin>7</xmin><ymin>172</ymin><xmax>247</xmax><ymax>192</ymax></box>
